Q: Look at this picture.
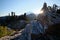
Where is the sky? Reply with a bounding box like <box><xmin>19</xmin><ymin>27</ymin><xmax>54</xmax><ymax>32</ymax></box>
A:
<box><xmin>0</xmin><ymin>0</ymin><xmax>60</xmax><ymax>16</ymax></box>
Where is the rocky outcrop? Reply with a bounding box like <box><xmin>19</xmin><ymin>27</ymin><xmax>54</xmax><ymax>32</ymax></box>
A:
<box><xmin>13</xmin><ymin>20</ymin><xmax>44</xmax><ymax>40</ymax></box>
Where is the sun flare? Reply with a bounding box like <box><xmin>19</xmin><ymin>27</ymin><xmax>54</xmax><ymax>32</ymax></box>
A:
<box><xmin>40</xmin><ymin>10</ymin><xmax>44</xmax><ymax>14</ymax></box>
<box><xmin>34</xmin><ymin>9</ymin><xmax>44</xmax><ymax>15</ymax></box>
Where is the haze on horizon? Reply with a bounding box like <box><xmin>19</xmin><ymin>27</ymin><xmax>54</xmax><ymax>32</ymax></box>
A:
<box><xmin>0</xmin><ymin>0</ymin><xmax>60</xmax><ymax>16</ymax></box>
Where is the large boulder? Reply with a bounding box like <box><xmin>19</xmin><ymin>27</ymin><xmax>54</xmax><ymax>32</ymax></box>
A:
<box><xmin>13</xmin><ymin>20</ymin><xmax>44</xmax><ymax>40</ymax></box>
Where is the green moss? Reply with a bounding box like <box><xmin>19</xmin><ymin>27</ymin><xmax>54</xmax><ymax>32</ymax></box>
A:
<box><xmin>0</xmin><ymin>26</ymin><xmax>14</xmax><ymax>38</ymax></box>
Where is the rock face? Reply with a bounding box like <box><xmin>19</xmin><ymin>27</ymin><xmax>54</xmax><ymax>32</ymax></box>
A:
<box><xmin>13</xmin><ymin>20</ymin><xmax>44</xmax><ymax>40</ymax></box>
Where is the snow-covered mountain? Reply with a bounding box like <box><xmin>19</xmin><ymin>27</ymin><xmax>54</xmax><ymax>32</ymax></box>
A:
<box><xmin>26</xmin><ymin>13</ymin><xmax>36</xmax><ymax>21</ymax></box>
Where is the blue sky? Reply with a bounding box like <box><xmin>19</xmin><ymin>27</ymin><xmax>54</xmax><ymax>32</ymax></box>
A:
<box><xmin>0</xmin><ymin>0</ymin><xmax>60</xmax><ymax>16</ymax></box>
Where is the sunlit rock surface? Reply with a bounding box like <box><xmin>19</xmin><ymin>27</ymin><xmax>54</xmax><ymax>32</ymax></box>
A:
<box><xmin>13</xmin><ymin>20</ymin><xmax>44</xmax><ymax>40</ymax></box>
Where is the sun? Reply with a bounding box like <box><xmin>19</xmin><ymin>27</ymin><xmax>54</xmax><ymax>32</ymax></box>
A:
<box><xmin>40</xmin><ymin>10</ymin><xmax>44</xmax><ymax>14</ymax></box>
<box><xmin>33</xmin><ymin>9</ymin><xmax>40</xmax><ymax>14</ymax></box>
<box><xmin>33</xmin><ymin>9</ymin><xmax>44</xmax><ymax>15</ymax></box>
